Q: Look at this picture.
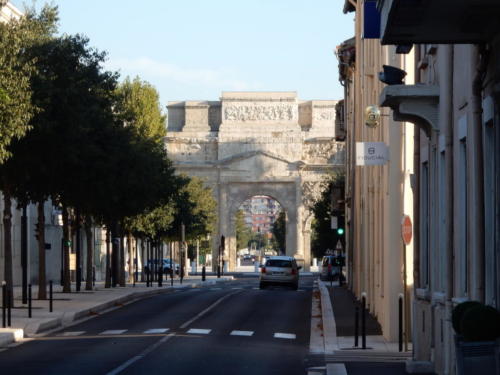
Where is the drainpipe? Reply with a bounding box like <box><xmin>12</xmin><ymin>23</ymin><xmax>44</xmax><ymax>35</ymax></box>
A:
<box><xmin>441</xmin><ymin>44</ymin><xmax>454</xmax><ymax>375</ymax></box>
<box><xmin>412</xmin><ymin>46</ymin><xmax>421</xmax><ymax>291</ymax></box>
<box><xmin>471</xmin><ymin>45</ymin><xmax>487</xmax><ymax>303</ymax></box>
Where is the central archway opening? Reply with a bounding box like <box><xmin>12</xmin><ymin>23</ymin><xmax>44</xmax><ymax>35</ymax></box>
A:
<box><xmin>234</xmin><ymin>195</ymin><xmax>285</xmax><ymax>268</ymax></box>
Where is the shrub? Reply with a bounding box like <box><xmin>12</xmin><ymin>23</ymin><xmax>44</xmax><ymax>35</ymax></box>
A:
<box><xmin>452</xmin><ymin>301</ymin><xmax>482</xmax><ymax>335</ymax></box>
<box><xmin>461</xmin><ymin>305</ymin><xmax>500</xmax><ymax>342</ymax></box>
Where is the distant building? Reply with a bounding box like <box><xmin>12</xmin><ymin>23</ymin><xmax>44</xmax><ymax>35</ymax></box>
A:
<box><xmin>240</xmin><ymin>196</ymin><xmax>280</xmax><ymax>233</ymax></box>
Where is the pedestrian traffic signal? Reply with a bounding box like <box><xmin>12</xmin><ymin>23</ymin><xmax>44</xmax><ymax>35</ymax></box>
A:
<box><xmin>337</xmin><ymin>227</ymin><xmax>344</xmax><ymax>235</ymax></box>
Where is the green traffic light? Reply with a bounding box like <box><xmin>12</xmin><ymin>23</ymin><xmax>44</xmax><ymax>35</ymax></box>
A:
<box><xmin>337</xmin><ymin>228</ymin><xmax>344</xmax><ymax>235</ymax></box>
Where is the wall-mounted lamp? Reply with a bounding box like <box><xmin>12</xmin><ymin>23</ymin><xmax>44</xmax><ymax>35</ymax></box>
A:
<box><xmin>378</xmin><ymin>65</ymin><xmax>407</xmax><ymax>85</ymax></box>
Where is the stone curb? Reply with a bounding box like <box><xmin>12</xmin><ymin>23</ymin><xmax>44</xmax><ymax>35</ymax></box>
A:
<box><xmin>318</xmin><ymin>280</ymin><xmax>339</xmax><ymax>353</ymax></box>
<box><xmin>0</xmin><ymin>277</ymin><xmax>234</xmax><ymax>347</ymax></box>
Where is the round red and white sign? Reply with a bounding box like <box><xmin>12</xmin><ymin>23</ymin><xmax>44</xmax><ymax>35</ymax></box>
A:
<box><xmin>401</xmin><ymin>215</ymin><xmax>412</xmax><ymax>245</ymax></box>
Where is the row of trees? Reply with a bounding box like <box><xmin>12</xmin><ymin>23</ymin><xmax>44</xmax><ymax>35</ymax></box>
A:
<box><xmin>0</xmin><ymin>5</ymin><xmax>216</xmax><ymax>299</ymax></box>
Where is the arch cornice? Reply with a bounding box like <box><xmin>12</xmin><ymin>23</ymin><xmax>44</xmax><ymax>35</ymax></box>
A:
<box><xmin>380</xmin><ymin>84</ymin><xmax>439</xmax><ymax>137</ymax></box>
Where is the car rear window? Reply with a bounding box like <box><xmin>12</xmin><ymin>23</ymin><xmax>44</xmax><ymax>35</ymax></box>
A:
<box><xmin>266</xmin><ymin>259</ymin><xmax>292</xmax><ymax>268</ymax></box>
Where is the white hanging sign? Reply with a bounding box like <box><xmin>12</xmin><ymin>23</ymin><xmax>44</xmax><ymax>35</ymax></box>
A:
<box><xmin>356</xmin><ymin>142</ymin><xmax>389</xmax><ymax>165</ymax></box>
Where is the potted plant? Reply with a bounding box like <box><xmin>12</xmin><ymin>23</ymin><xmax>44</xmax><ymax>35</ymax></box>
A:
<box><xmin>452</xmin><ymin>301</ymin><xmax>500</xmax><ymax>375</ymax></box>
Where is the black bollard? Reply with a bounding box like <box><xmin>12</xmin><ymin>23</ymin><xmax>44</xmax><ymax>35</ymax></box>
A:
<box><xmin>398</xmin><ymin>293</ymin><xmax>403</xmax><ymax>352</ymax></box>
<box><xmin>7</xmin><ymin>288</ymin><xmax>11</xmax><ymax>327</ymax></box>
<box><xmin>49</xmin><ymin>280</ymin><xmax>53</xmax><ymax>313</ymax></box>
<box><xmin>361</xmin><ymin>293</ymin><xmax>366</xmax><ymax>349</ymax></box>
<box><xmin>180</xmin><ymin>268</ymin><xmax>184</xmax><ymax>285</ymax></box>
<box><xmin>217</xmin><ymin>265</ymin><xmax>221</xmax><ymax>279</ymax></box>
<box><xmin>2</xmin><ymin>282</ymin><xmax>6</xmax><ymax>328</ymax></box>
<box><xmin>28</xmin><ymin>284</ymin><xmax>32</xmax><ymax>318</ymax></box>
<box><xmin>202</xmin><ymin>266</ymin><xmax>206</xmax><ymax>282</ymax></box>
<box><xmin>354</xmin><ymin>305</ymin><xmax>359</xmax><ymax>347</ymax></box>
<box><xmin>158</xmin><ymin>267</ymin><xmax>163</xmax><ymax>287</ymax></box>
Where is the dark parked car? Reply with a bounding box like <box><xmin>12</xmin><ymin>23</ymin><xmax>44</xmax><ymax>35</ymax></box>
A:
<box><xmin>144</xmin><ymin>259</ymin><xmax>179</xmax><ymax>276</ymax></box>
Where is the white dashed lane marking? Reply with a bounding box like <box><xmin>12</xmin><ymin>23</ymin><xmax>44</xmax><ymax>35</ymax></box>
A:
<box><xmin>187</xmin><ymin>328</ymin><xmax>211</xmax><ymax>335</ymax></box>
<box><xmin>210</xmin><ymin>288</ymin><xmax>222</xmax><ymax>291</ymax></box>
<box><xmin>59</xmin><ymin>331</ymin><xmax>85</xmax><ymax>337</ymax></box>
<box><xmin>143</xmin><ymin>328</ymin><xmax>169</xmax><ymax>334</ymax></box>
<box><xmin>274</xmin><ymin>333</ymin><xmax>296</xmax><ymax>340</ymax></box>
<box><xmin>230</xmin><ymin>330</ymin><xmax>254</xmax><ymax>337</ymax></box>
<box><xmin>100</xmin><ymin>330</ymin><xmax>127</xmax><ymax>335</ymax></box>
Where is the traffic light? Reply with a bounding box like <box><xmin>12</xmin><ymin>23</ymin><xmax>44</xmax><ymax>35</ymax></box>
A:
<box><xmin>337</xmin><ymin>227</ymin><xmax>344</xmax><ymax>235</ymax></box>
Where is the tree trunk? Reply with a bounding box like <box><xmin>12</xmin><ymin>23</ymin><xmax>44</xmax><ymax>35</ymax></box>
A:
<box><xmin>119</xmin><ymin>230</ymin><xmax>126</xmax><ymax>287</ymax></box>
<box><xmin>62</xmin><ymin>206</ymin><xmax>71</xmax><ymax>293</ymax></box>
<box><xmin>127</xmin><ymin>233</ymin><xmax>133</xmax><ymax>283</ymax></box>
<box><xmin>3</xmin><ymin>192</ymin><xmax>13</xmax><ymax>305</ymax></box>
<box><xmin>105</xmin><ymin>228</ymin><xmax>111</xmax><ymax>288</ymax></box>
<box><xmin>111</xmin><ymin>222</ymin><xmax>119</xmax><ymax>287</ymax></box>
<box><xmin>75</xmin><ymin>209</ymin><xmax>81</xmax><ymax>291</ymax></box>
<box><xmin>37</xmin><ymin>201</ymin><xmax>47</xmax><ymax>299</ymax></box>
<box><xmin>140</xmin><ymin>239</ymin><xmax>145</xmax><ymax>282</ymax></box>
<box><xmin>85</xmin><ymin>216</ymin><xmax>93</xmax><ymax>291</ymax></box>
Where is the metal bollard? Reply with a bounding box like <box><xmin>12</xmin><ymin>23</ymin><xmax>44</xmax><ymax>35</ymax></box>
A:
<box><xmin>217</xmin><ymin>265</ymin><xmax>221</xmax><ymax>279</ymax></box>
<box><xmin>202</xmin><ymin>266</ymin><xmax>206</xmax><ymax>282</ymax></box>
<box><xmin>158</xmin><ymin>267</ymin><xmax>163</xmax><ymax>287</ymax></box>
<box><xmin>28</xmin><ymin>284</ymin><xmax>32</xmax><ymax>318</ymax></box>
<box><xmin>354</xmin><ymin>305</ymin><xmax>359</xmax><ymax>347</ymax></box>
<box><xmin>49</xmin><ymin>280</ymin><xmax>53</xmax><ymax>313</ymax></box>
<box><xmin>2</xmin><ymin>281</ymin><xmax>6</xmax><ymax>328</ymax></box>
<box><xmin>398</xmin><ymin>293</ymin><xmax>403</xmax><ymax>352</ymax></box>
<box><xmin>361</xmin><ymin>292</ymin><xmax>367</xmax><ymax>349</ymax></box>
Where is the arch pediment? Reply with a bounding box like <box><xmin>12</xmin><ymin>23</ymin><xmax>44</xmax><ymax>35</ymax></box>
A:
<box><xmin>216</xmin><ymin>150</ymin><xmax>295</xmax><ymax>166</ymax></box>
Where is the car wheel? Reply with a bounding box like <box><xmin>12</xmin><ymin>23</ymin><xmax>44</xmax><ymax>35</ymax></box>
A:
<box><xmin>259</xmin><ymin>282</ymin><xmax>266</xmax><ymax>289</ymax></box>
<box><xmin>291</xmin><ymin>283</ymin><xmax>298</xmax><ymax>291</ymax></box>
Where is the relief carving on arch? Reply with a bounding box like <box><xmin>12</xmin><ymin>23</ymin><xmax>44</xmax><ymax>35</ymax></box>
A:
<box><xmin>301</xmin><ymin>181</ymin><xmax>323</xmax><ymax>210</ymax></box>
<box><xmin>224</xmin><ymin>103</ymin><xmax>297</xmax><ymax>122</ymax></box>
<box><xmin>302</xmin><ymin>141</ymin><xmax>338</xmax><ymax>163</ymax></box>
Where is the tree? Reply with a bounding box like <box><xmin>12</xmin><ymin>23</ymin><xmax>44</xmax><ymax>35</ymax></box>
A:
<box><xmin>0</xmin><ymin>4</ymin><xmax>57</xmax><ymax>163</ymax></box>
<box><xmin>115</xmin><ymin>76</ymin><xmax>167</xmax><ymax>143</ymax></box>
<box><xmin>271</xmin><ymin>210</ymin><xmax>286</xmax><ymax>254</ymax></box>
<box><xmin>0</xmin><ymin>5</ymin><xmax>58</xmax><ymax>301</ymax></box>
<box><xmin>310</xmin><ymin>172</ymin><xmax>345</xmax><ymax>258</ymax></box>
<box><xmin>235</xmin><ymin>209</ymin><xmax>251</xmax><ymax>251</ymax></box>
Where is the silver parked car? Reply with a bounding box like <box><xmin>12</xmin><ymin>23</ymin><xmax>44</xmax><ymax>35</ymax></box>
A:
<box><xmin>259</xmin><ymin>256</ymin><xmax>301</xmax><ymax>290</ymax></box>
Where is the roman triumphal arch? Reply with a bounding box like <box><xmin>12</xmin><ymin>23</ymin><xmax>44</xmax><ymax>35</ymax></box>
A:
<box><xmin>165</xmin><ymin>92</ymin><xmax>345</xmax><ymax>271</ymax></box>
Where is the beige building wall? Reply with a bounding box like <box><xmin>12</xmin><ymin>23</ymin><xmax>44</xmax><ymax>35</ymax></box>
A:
<box><xmin>343</xmin><ymin>3</ymin><xmax>414</xmax><ymax>342</ymax></box>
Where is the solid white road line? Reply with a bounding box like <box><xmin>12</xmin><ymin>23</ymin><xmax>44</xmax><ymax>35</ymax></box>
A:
<box><xmin>187</xmin><ymin>328</ymin><xmax>211</xmax><ymax>335</ymax></box>
<box><xmin>210</xmin><ymin>288</ymin><xmax>222</xmax><ymax>290</ymax></box>
<box><xmin>59</xmin><ymin>331</ymin><xmax>85</xmax><ymax>337</ymax></box>
<box><xmin>231</xmin><ymin>287</ymin><xmax>243</xmax><ymax>290</ymax></box>
<box><xmin>230</xmin><ymin>330</ymin><xmax>254</xmax><ymax>337</ymax></box>
<box><xmin>105</xmin><ymin>333</ymin><xmax>175</xmax><ymax>375</ymax></box>
<box><xmin>143</xmin><ymin>328</ymin><xmax>169</xmax><ymax>334</ymax></box>
<box><xmin>274</xmin><ymin>333</ymin><xmax>296</xmax><ymax>340</ymax></box>
<box><xmin>100</xmin><ymin>330</ymin><xmax>127</xmax><ymax>335</ymax></box>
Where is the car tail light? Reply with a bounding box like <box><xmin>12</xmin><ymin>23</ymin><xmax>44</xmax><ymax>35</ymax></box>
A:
<box><xmin>261</xmin><ymin>267</ymin><xmax>266</xmax><ymax>274</ymax></box>
<box><xmin>291</xmin><ymin>268</ymin><xmax>296</xmax><ymax>275</ymax></box>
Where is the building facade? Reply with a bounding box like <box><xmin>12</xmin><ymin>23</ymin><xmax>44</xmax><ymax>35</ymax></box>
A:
<box><xmin>375</xmin><ymin>1</ymin><xmax>500</xmax><ymax>374</ymax></box>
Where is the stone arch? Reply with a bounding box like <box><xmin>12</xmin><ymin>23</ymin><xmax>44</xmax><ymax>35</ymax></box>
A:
<box><xmin>217</xmin><ymin>181</ymin><xmax>301</xmax><ymax>271</ymax></box>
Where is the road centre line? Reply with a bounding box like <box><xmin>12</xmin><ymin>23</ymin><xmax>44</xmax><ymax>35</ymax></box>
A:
<box><xmin>58</xmin><ymin>331</ymin><xmax>85</xmax><ymax>337</ymax></box>
<box><xmin>274</xmin><ymin>333</ymin><xmax>296</xmax><ymax>339</ymax></box>
<box><xmin>100</xmin><ymin>330</ymin><xmax>127</xmax><ymax>335</ymax></box>
<box><xmin>230</xmin><ymin>330</ymin><xmax>254</xmax><ymax>336</ymax></box>
<box><xmin>179</xmin><ymin>290</ymin><xmax>241</xmax><ymax>329</ymax></box>
<box><xmin>105</xmin><ymin>333</ymin><xmax>176</xmax><ymax>375</ymax></box>
<box><xmin>143</xmin><ymin>328</ymin><xmax>169</xmax><ymax>334</ymax></box>
<box><xmin>187</xmin><ymin>328</ymin><xmax>211</xmax><ymax>335</ymax></box>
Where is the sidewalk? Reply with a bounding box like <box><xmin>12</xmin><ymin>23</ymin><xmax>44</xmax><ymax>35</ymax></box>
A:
<box><xmin>0</xmin><ymin>275</ymin><xmax>233</xmax><ymax>347</ymax></box>
<box><xmin>315</xmin><ymin>280</ymin><xmax>436</xmax><ymax>375</ymax></box>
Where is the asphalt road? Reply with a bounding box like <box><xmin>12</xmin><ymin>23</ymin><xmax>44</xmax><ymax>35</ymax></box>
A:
<box><xmin>0</xmin><ymin>276</ymin><xmax>314</xmax><ymax>375</ymax></box>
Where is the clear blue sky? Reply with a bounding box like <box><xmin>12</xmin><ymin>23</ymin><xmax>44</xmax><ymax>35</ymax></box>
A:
<box><xmin>11</xmin><ymin>1</ymin><xmax>354</xmax><ymax>105</ymax></box>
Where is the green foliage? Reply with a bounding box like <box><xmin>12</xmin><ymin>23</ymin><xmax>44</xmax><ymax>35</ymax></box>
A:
<box><xmin>167</xmin><ymin>176</ymin><xmax>217</xmax><ymax>241</ymax></box>
<box><xmin>235</xmin><ymin>209</ymin><xmax>252</xmax><ymax>250</ymax></box>
<box><xmin>0</xmin><ymin>4</ymin><xmax>58</xmax><ymax>163</ymax></box>
<box><xmin>310</xmin><ymin>171</ymin><xmax>345</xmax><ymax>258</ymax></box>
<box><xmin>271</xmin><ymin>210</ymin><xmax>286</xmax><ymax>254</ymax></box>
<box><xmin>115</xmin><ymin>76</ymin><xmax>166</xmax><ymax>143</ymax></box>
